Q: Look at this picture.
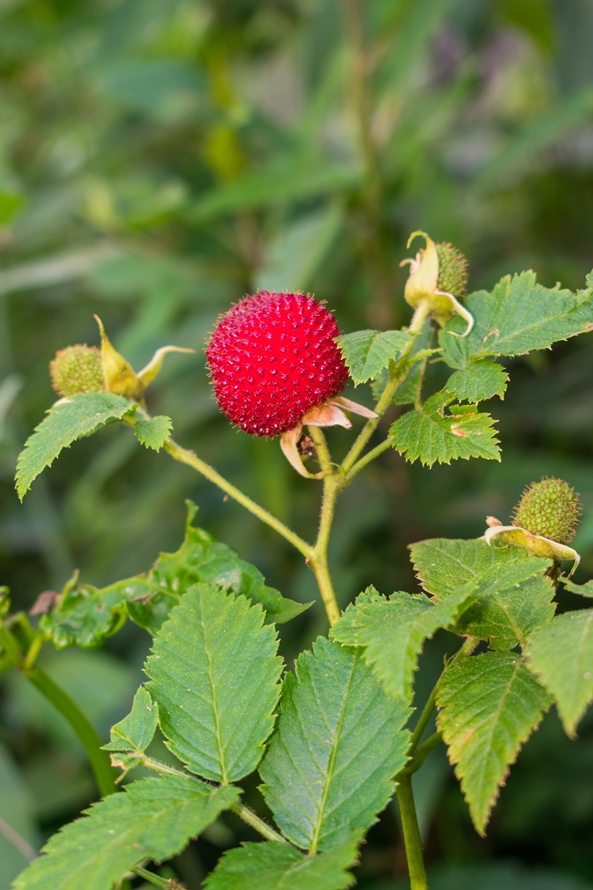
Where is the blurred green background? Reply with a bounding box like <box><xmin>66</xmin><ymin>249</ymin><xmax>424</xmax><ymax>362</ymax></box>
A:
<box><xmin>1</xmin><ymin>0</ymin><xmax>593</xmax><ymax>887</ymax></box>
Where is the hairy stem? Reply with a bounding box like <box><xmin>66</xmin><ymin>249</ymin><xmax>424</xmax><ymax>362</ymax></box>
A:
<box><xmin>25</xmin><ymin>665</ymin><xmax>117</xmax><ymax>797</ymax></box>
<box><xmin>396</xmin><ymin>772</ymin><xmax>427</xmax><ymax>890</ymax></box>
<box><xmin>140</xmin><ymin>756</ymin><xmax>288</xmax><ymax>845</ymax></box>
<box><xmin>309</xmin><ymin>434</ymin><xmax>341</xmax><ymax>626</ymax></box>
<box><xmin>341</xmin><ymin>302</ymin><xmax>432</xmax><ymax>476</ymax></box>
<box><xmin>163</xmin><ymin>438</ymin><xmax>313</xmax><ymax>559</ymax></box>
<box><xmin>131</xmin><ymin>866</ymin><xmax>179</xmax><ymax>889</ymax></box>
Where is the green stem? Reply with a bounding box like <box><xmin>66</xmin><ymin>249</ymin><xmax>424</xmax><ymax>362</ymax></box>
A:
<box><xmin>310</xmin><ymin>472</ymin><xmax>341</xmax><ymax>626</ymax></box>
<box><xmin>132</xmin><ymin>865</ymin><xmax>181</xmax><ymax>889</ymax></box>
<box><xmin>163</xmin><ymin>438</ymin><xmax>313</xmax><ymax>559</ymax></box>
<box><xmin>0</xmin><ymin>624</ymin><xmax>22</xmax><ymax>667</ymax></box>
<box><xmin>341</xmin><ymin>302</ymin><xmax>432</xmax><ymax>476</ymax></box>
<box><xmin>396</xmin><ymin>772</ymin><xmax>427</xmax><ymax>890</ymax></box>
<box><xmin>406</xmin><ymin>731</ymin><xmax>443</xmax><ymax>774</ymax></box>
<box><xmin>141</xmin><ymin>757</ymin><xmax>288</xmax><ymax>845</ymax></box>
<box><xmin>343</xmin><ymin>437</ymin><xmax>392</xmax><ymax>485</ymax></box>
<box><xmin>25</xmin><ymin>665</ymin><xmax>117</xmax><ymax>797</ymax></box>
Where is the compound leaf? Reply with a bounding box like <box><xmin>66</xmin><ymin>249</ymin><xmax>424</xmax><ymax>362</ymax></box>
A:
<box><xmin>203</xmin><ymin>834</ymin><xmax>361</xmax><ymax>890</ymax></box>
<box><xmin>440</xmin><ymin>271</ymin><xmax>593</xmax><ymax>369</ymax></box>
<box><xmin>135</xmin><ymin>415</ymin><xmax>172</xmax><ymax>450</ymax></box>
<box><xmin>389</xmin><ymin>393</ymin><xmax>500</xmax><ymax>466</ymax></box>
<box><xmin>259</xmin><ymin>637</ymin><xmax>410</xmax><ymax>852</ymax></box>
<box><xmin>13</xmin><ymin>775</ymin><xmax>239</xmax><ymax>890</ymax></box>
<box><xmin>337</xmin><ymin>330</ymin><xmax>413</xmax><ymax>384</ymax></box>
<box><xmin>331</xmin><ymin>585</ymin><xmax>482</xmax><ymax>701</ymax></box>
<box><xmin>446</xmin><ymin>360</ymin><xmax>508</xmax><ymax>403</ymax></box>
<box><xmin>526</xmin><ymin>609</ymin><xmax>593</xmax><ymax>738</ymax></box>
<box><xmin>437</xmin><ymin>652</ymin><xmax>551</xmax><ymax>835</ymax></box>
<box><xmin>15</xmin><ymin>392</ymin><xmax>134</xmax><ymax>500</ymax></box>
<box><xmin>145</xmin><ymin>584</ymin><xmax>282</xmax><ymax>783</ymax></box>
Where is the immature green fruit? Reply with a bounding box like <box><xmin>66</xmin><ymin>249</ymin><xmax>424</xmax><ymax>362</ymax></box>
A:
<box><xmin>512</xmin><ymin>477</ymin><xmax>581</xmax><ymax>545</ymax></box>
<box><xmin>436</xmin><ymin>242</ymin><xmax>468</xmax><ymax>299</ymax></box>
<box><xmin>50</xmin><ymin>345</ymin><xmax>104</xmax><ymax>397</ymax></box>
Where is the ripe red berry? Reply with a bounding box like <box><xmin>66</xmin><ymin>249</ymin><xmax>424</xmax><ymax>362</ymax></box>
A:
<box><xmin>206</xmin><ymin>291</ymin><xmax>349</xmax><ymax>437</ymax></box>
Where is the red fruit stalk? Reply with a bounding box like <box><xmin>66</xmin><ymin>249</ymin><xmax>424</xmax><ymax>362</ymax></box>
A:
<box><xmin>206</xmin><ymin>291</ymin><xmax>349</xmax><ymax>437</ymax></box>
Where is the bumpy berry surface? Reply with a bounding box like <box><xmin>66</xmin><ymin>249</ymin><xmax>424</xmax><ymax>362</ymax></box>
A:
<box><xmin>436</xmin><ymin>242</ymin><xmax>468</xmax><ymax>298</ymax></box>
<box><xmin>50</xmin><ymin>345</ymin><xmax>105</xmax><ymax>397</ymax></box>
<box><xmin>512</xmin><ymin>476</ymin><xmax>581</xmax><ymax>544</ymax></box>
<box><xmin>206</xmin><ymin>291</ymin><xmax>349</xmax><ymax>437</ymax></box>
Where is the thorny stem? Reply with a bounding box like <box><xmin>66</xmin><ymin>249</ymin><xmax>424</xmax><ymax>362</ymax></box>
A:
<box><xmin>163</xmin><ymin>438</ymin><xmax>313</xmax><ymax>560</ymax></box>
<box><xmin>140</xmin><ymin>756</ymin><xmax>288</xmax><ymax>845</ymax></box>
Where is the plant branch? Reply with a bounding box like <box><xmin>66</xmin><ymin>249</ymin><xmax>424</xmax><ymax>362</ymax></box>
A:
<box><xmin>396</xmin><ymin>772</ymin><xmax>427</xmax><ymax>890</ymax></box>
<box><xmin>163</xmin><ymin>438</ymin><xmax>313</xmax><ymax>559</ymax></box>
<box><xmin>0</xmin><ymin>816</ymin><xmax>37</xmax><ymax>862</ymax></box>
<box><xmin>141</xmin><ymin>756</ymin><xmax>288</xmax><ymax>845</ymax></box>
<box><xmin>310</xmin><ymin>471</ymin><xmax>342</xmax><ymax>626</ymax></box>
<box><xmin>25</xmin><ymin>665</ymin><xmax>117</xmax><ymax>797</ymax></box>
<box><xmin>132</xmin><ymin>865</ymin><xmax>183</xmax><ymax>889</ymax></box>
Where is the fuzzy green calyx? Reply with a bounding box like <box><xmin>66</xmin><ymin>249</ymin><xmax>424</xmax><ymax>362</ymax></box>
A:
<box><xmin>50</xmin><ymin>345</ymin><xmax>104</xmax><ymax>397</ymax></box>
<box><xmin>512</xmin><ymin>477</ymin><xmax>581</xmax><ymax>545</ymax></box>
<box><xmin>436</xmin><ymin>242</ymin><xmax>468</xmax><ymax>299</ymax></box>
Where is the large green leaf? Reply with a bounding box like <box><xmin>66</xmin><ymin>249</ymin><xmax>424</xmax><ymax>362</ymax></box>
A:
<box><xmin>259</xmin><ymin>637</ymin><xmax>410</xmax><ymax>852</ymax></box>
<box><xmin>437</xmin><ymin>652</ymin><xmax>551</xmax><ymax>835</ymax></box>
<box><xmin>15</xmin><ymin>392</ymin><xmax>134</xmax><ymax>500</ymax></box>
<box><xmin>145</xmin><ymin>585</ymin><xmax>282</xmax><ymax>783</ymax></box>
<box><xmin>389</xmin><ymin>393</ymin><xmax>500</xmax><ymax>467</ymax></box>
<box><xmin>331</xmin><ymin>585</ymin><xmax>481</xmax><ymax>701</ymax></box>
<box><xmin>12</xmin><ymin>776</ymin><xmax>238</xmax><ymax>890</ymax></box>
<box><xmin>337</xmin><ymin>330</ymin><xmax>413</xmax><ymax>384</ymax></box>
<box><xmin>409</xmin><ymin>539</ymin><xmax>555</xmax><ymax>649</ymax></box>
<box><xmin>40</xmin><ymin>503</ymin><xmax>310</xmax><ymax>648</ymax></box>
<box><xmin>440</xmin><ymin>271</ymin><xmax>593</xmax><ymax>370</ymax></box>
<box><xmin>526</xmin><ymin>609</ymin><xmax>593</xmax><ymax>738</ymax></box>
<box><xmin>203</xmin><ymin>834</ymin><xmax>361</xmax><ymax>890</ymax></box>
<box><xmin>445</xmin><ymin>360</ymin><xmax>508</xmax><ymax>403</ymax></box>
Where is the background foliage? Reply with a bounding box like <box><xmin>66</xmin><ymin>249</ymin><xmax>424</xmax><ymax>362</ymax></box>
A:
<box><xmin>1</xmin><ymin>0</ymin><xmax>593</xmax><ymax>887</ymax></box>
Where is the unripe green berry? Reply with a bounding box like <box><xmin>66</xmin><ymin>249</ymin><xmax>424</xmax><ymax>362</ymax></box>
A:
<box><xmin>50</xmin><ymin>345</ymin><xmax>105</xmax><ymax>397</ymax></box>
<box><xmin>512</xmin><ymin>477</ymin><xmax>581</xmax><ymax>545</ymax></box>
<box><xmin>436</xmin><ymin>242</ymin><xmax>468</xmax><ymax>299</ymax></box>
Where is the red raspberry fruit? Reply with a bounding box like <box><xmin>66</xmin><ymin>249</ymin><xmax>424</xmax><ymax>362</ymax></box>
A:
<box><xmin>206</xmin><ymin>291</ymin><xmax>349</xmax><ymax>437</ymax></box>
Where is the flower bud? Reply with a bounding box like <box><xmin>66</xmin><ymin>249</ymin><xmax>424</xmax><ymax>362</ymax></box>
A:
<box><xmin>401</xmin><ymin>231</ymin><xmax>473</xmax><ymax>335</ymax></box>
<box><xmin>50</xmin><ymin>345</ymin><xmax>104</xmax><ymax>397</ymax></box>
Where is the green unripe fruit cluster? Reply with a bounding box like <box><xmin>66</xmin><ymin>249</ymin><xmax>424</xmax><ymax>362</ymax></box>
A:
<box><xmin>436</xmin><ymin>242</ymin><xmax>468</xmax><ymax>299</ymax></box>
<box><xmin>512</xmin><ymin>477</ymin><xmax>581</xmax><ymax>545</ymax></box>
<box><xmin>50</xmin><ymin>345</ymin><xmax>105</xmax><ymax>397</ymax></box>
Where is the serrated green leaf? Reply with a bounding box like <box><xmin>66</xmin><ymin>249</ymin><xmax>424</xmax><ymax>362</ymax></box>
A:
<box><xmin>135</xmin><ymin>415</ymin><xmax>172</xmax><ymax>450</ymax></box>
<box><xmin>15</xmin><ymin>392</ymin><xmax>134</xmax><ymax>499</ymax></box>
<box><xmin>440</xmin><ymin>271</ymin><xmax>593</xmax><ymax>370</ymax></box>
<box><xmin>145</xmin><ymin>584</ymin><xmax>282</xmax><ymax>783</ymax></box>
<box><xmin>13</xmin><ymin>775</ymin><xmax>238</xmax><ymax>890</ymax></box>
<box><xmin>526</xmin><ymin>610</ymin><xmax>593</xmax><ymax>738</ymax></box>
<box><xmin>41</xmin><ymin>504</ymin><xmax>309</xmax><ymax>648</ymax></box>
<box><xmin>446</xmin><ymin>360</ymin><xmax>508</xmax><ymax>402</ymax></box>
<box><xmin>331</xmin><ymin>584</ymin><xmax>482</xmax><ymax>701</ymax></box>
<box><xmin>103</xmin><ymin>686</ymin><xmax>157</xmax><ymax>754</ymax></box>
<box><xmin>409</xmin><ymin>538</ymin><xmax>543</xmax><ymax>599</ymax></box>
<box><xmin>203</xmin><ymin>834</ymin><xmax>361</xmax><ymax>890</ymax></box>
<box><xmin>259</xmin><ymin>637</ymin><xmax>410</xmax><ymax>852</ymax></box>
<box><xmin>337</xmin><ymin>330</ymin><xmax>413</xmax><ymax>384</ymax></box>
<box><xmin>389</xmin><ymin>392</ymin><xmax>500</xmax><ymax>466</ymax></box>
<box><xmin>437</xmin><ymin>652</ymin><xmax>551</xmax><ymax>835</ymax></box>
<box><xmin>409</xmin><ymin>539</ymin><xmax>555</xmax><ymax>649</ymax></box>
<box><xmin>562</xmin><ymin>579</ymin><xmax>593</xmax><ymax>598</ymax></box>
